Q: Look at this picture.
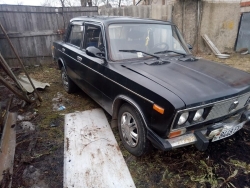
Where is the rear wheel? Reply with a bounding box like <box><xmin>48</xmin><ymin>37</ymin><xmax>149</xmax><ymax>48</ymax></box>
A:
<box><xmin>118</xmin><ymin>103</ymin><xmax>152</xmax><ymax>156</ymax></box>
<box><xmin>61</xmin><ymin>67</ymin><xmax>77</xmax><ymax>93</ymax></box>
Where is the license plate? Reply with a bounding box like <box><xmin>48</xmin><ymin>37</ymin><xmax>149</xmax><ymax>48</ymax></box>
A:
<box><xmin>212</xmin><ymin>122</ymin><xmax>244</xmax><ymax>142</ymax></box>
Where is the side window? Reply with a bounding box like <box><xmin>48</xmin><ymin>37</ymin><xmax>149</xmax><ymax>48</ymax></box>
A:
<box><xmin>67</xmin><ymin>25</ymin><xmax>83</xmax><ymax>47</ymax></box>
<box><xmin>84</xmin><ymin>25</ymin><xmax>104</xmax><ymax>51</ymax></box>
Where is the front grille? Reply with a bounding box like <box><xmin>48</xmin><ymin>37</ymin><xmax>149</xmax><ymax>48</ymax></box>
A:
<box><xmin>205</xmin><ymin>92</ymin><xmax>250</xmax><ymax>121</ymax></box>
<box><xmin>171</xmin><ymin>92</ymin><xmax>250</xmax><ymax>131</ymax></box>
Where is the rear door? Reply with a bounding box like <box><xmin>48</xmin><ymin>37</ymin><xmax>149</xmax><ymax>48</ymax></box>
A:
<box><xmin>62</xmin><ymin>21</ymin><xmax>85</xmax><ymax>83</ymax></box>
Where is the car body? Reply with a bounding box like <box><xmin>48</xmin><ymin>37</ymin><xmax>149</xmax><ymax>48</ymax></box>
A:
<box><xmin>53</xmin><ymin>16</ymin><xmax>250</xmax><ymax>156</ymax></box>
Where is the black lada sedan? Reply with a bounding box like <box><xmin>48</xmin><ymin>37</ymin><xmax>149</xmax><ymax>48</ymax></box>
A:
<box><xmin>53</xmin><ymin>16</ymin><xmax>250</xmax><ymax>156</ymax></box>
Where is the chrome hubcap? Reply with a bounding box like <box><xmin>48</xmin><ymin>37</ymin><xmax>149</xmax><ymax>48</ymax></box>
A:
<box><xmin>62</xmin><ymin>71</ymin><xmax>69</xmax><ymax>90</ymax></box>
<box><xmin>120</xmin><ymin>112</ymin><xmax>138</xmax><ymax>147</ymax></box>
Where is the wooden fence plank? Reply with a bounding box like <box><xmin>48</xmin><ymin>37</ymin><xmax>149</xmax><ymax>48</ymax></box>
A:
<box><xmin>0</xmin><ymin>4</ymin><xmax>98</xmax><ymax>66</ymax></box>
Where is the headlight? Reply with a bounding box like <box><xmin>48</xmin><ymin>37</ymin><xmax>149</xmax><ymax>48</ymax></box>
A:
<box><xmin>193</xmin><ymin>109</ymin><xmax>204</xmax><ymax>121</ymax></box>
<box><xmin>178</xmin><ymin>112</ymin><xmax>189</xmax><ymax>125</ymax></box>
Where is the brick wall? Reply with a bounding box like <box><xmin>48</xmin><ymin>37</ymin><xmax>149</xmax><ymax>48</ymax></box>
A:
<box><xmin>241</xmin><ymin>0</ymin><xmax>250</xmax><ymax>12</ymax></box>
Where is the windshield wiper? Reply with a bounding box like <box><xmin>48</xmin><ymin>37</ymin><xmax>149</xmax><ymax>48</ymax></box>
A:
<box><xmin>119</xmin><ymin>50</ymin><xmax>160</xmax><ymax>60</ymax></box>
<box><xmin>154</xmin><ymin>50</ymin><xmax>186</xmax><ymax>56</ymax></box>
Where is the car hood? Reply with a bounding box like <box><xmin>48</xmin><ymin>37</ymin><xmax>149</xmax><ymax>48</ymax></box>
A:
<box><xmin>122</xmin><ymin>58</ymin><xmax>250</xmax><ymax>107</ymax></box>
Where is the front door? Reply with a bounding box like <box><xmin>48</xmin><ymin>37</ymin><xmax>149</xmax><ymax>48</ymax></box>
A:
<box><xmin>75</xmin><ymin>23</ymin><xmax>110</xmax><ymax>111</ymax></box>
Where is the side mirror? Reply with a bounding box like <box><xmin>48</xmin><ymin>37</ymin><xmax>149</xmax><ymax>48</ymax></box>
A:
<box><xmin>187</xmin><ymin>44</ymin><xmax>193</xmax><ymax>50</ymax></box>
<box><xmin>86</xmin><ymin>46</ymin><xmax>105</xmax><ymax>59</ymax></box>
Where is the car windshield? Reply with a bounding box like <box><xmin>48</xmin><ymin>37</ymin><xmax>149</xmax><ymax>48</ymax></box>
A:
<box><xmin>108</xmin><ymin>23</ymin><xmax>191</xmax><ymax>61</ymax></box>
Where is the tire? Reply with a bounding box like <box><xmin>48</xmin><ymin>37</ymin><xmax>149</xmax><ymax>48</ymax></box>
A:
<box><xmin>118</xmin><ymin>103</ymin><xmax>152</xmax><ymax>156</ymax></box>
<box><xmin>61</xmin><ymin>67</ymin><xmax>77</xmax><ymax>93</ymax></box>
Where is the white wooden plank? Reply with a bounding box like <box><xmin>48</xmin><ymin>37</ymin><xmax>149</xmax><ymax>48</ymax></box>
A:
<box><xmin>202</xmin><ymin>34</ymin><xmax>221</xmax><ymax>55</ymax></box>
<box><xmin>0</xmin><ymin>112</ymin><xmax>17</xmax><ymax>187</ymax></box>
<box><xmin>64</xmin><ymin>109</ymin><xmax>136</xmax><ymax>188</ymax></box>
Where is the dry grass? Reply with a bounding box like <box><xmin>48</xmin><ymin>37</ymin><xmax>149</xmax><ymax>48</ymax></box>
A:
<box><xmin>199</xmin><ymin>53</ymin><xmax>250</xmax><ymax>72</ymax></box>
<box><xmin>11</xmin><ymin>54</ymin><xmax>250</xmax><ymax>187</ymax></box>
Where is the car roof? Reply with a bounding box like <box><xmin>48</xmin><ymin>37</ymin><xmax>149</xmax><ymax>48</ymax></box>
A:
<box><xmin>70</xmin><ymin>16</ymin><xmax>173</xmax><ymax>25</ymax></box>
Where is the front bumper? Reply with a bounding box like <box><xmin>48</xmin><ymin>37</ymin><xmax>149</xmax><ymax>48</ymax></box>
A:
<box><xmin>147</xmin><ymin>111</ymin><xmax>250</xmax><ymax>151</ymax></box>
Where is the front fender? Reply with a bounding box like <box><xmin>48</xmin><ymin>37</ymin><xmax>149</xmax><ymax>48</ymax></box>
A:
<box><xmin>112</xmin><ymin>94</ymin><xmax>153</xmax><ymax>128</ymax></box>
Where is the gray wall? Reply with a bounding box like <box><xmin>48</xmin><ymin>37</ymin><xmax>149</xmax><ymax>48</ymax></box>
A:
<box><xmin>99</xmin><ymin>5</ymin><xmax>173</xmax><ymax>21</ymax></box>
<box><xmin>200</xmin><ymin>2</ymin><xmax>240</xmax><ymax>53</ymax></box>
<box><xmin>0</xmin><ymin>5</ymin><xmax>98</xmax><ymax>66</ymax></box>
<box><xmin>173</xmin><ymin>0</ymin><xmax>240</xmax><ymax>53</ymax></box>
<box><xmin>172</xmin><ymin>0</ymin><xmax>198</xmax><ymax>52</ymax></box>
<box><xmin>100</xmin><ymin>2</ymin><xmax>240</xmax><ymax>54</ymax></box>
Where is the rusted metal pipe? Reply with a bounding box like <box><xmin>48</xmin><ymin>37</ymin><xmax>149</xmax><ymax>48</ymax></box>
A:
<box><xmin>0</xmin><ymin>53</ymin><xmax>26</xmax><ymax>92</ymax></box>
<box><xmin>0</xmin><ymin>57</ymin><xmax>16</xmax><ymax>84</ymax></box>
<box><xmin>0</xmin><ymin>53</ymin><xmax>34</xmax><ymax>104</ymax></box>
<box><xmin>0</xmin><ymin>23</ymin><xmax>42</xmax><ymax>102</ymax></box>
<box><xmin>0</xmin><ymin>75</ymin><xmax>32</xmax><ymax>103</ymax></box>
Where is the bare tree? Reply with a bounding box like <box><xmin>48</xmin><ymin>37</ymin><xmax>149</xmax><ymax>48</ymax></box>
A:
<box><xmin>40</xmin><ymin>0</ymin><xmax>80</xmax><ymax>7</ymax></box>
<box><xmin>40</xmin><ymin>0</ymin><xmax>57</xmax><ymax>6</ymax></box>
<box><xmin>16</xmin><ymin>0</ymin><xmax>23</xmax><ymax>5</ymax></box>
<box><xmin>65</xmin><ymin>0</ymin><xmax>72</xmax><ymax>6</ymax></box>
<box><xmin>111</xmin><ymin>0</ymin><xmax>133</xmax><ymax>7</ymax></box>
<box><xmin>40</xmin><ymin>0</ymin><xmax>131</xmax><ymax>7</ymax></box>
<box><xmin>88</xmin><ymin>0</ymin><xmax>132</xmax><ymax>7</ymax></box>
<box><xmin>81</xmin><ymin>0</ymin><xmax>87</xmax><ymax>6</ymax></box>
<box><xmin>85</xmin><ymin>0</ymin><xmax>107</xmax><ymax>6</ymax></box>
<box><xmin>88</xmin><ymin>0</ymin><xmax>92</xmax><ymax>6</ymax></box>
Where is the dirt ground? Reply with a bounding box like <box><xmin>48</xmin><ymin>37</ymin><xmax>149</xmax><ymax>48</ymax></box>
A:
<box><xmin>3</xmin><ymin>53</ymin><xmax>250</xmax><ymax>188</ymax></box>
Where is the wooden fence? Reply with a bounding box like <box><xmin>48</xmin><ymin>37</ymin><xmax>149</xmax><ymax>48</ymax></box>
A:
<box><xmin>0</xmin><ymin>5</ymin><xmax>98</xmax><ymax>66</ymax></box>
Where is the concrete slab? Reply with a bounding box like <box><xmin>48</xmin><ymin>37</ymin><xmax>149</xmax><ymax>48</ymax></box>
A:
<box><xmin>64</xmin><ymin>109</ymin><xmax>135</xmax><ymax>188</ymax></box>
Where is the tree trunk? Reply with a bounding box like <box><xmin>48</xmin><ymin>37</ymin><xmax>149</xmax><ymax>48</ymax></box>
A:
<box><xmin>145</xmin><ymin>0</ymin><xmax>150</xmax><ymax>5</ymax></box>
<box><xmin>81</xmin><ymin>0</ymin><xmax>87</xmax><ymax>6</ymax></box>
<box><xmin>88</xmin><ymin>0</ymin><xmax>92</xmax><ymax>6</ymax></box>
<box><xmin>59</xmin><ymin>0</ymin><xmax>65</xmax><ymax>7</ymax></box>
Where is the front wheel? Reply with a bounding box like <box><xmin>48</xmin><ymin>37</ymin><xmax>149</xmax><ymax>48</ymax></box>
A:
<box><xmin>118</xmin><ymin>103</ymin><xmax>152</xmax><ymax>156</ymax></box>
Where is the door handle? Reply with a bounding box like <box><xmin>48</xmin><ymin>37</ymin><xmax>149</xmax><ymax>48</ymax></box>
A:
<box><xmin>62</xmin><ymin>48</ymin><xmax>65</xmax><ymax>52</ymax></box>
<box><xmin>77</xmin><ymin>56</ymin><xmax>82</xmax><ymax>61</ymax></box>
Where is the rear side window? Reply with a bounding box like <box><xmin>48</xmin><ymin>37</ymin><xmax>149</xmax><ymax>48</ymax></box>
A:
<box><xmin>68</xmin><ymin>25</ymin><xmax>83</xmax><ymax>47</ymax></box>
